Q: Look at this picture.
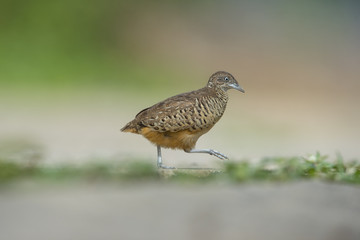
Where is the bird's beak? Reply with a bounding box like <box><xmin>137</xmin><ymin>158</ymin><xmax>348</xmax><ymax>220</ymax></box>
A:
<box><xmin>229</xmin><ymin>83</ymin><xmax>245</xmax><ymax>93</ymax></box>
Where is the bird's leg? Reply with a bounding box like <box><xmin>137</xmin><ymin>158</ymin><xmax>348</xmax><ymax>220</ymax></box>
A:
<box><xmin>157</xmin><ymin>146</ymin><xmax>175</xmax><ymax>169</ymax></box>
<box><xmin>185</xmin><ymin>149</ymin><xmax>229</xmax><ymax>160</ymax></box>
<box><xmin>157</xmin><ymin>145</ymin><xmax>162</xmax><ymax>167</ymax></box>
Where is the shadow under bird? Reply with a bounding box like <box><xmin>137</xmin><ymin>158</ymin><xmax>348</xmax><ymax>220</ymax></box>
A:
<box><xmin>121</xmin><ymin>71</ymin><xmax>245</xmax><ymax>169</ymax></box>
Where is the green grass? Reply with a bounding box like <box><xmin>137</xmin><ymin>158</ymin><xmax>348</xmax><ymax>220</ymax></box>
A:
<box><xmin>0</xmin><ymin>153</ymin><xmax>359</xmax><ymax>185</ymax></box>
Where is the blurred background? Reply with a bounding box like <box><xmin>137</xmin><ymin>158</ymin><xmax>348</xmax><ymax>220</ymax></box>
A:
<box><xmin>1</xmin><ymin>1</ymin><xmax>360</xmax><ymax>240</ymax></box>
<box><xmin>1</xmin><ymin>0</ymin><xmax>360</xmax><ymax>166</ymax></box>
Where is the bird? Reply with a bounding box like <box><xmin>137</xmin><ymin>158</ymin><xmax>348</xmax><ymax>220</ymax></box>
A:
<box><xmin>121</xmin><ymin>71</ymin><xmax>245</xmax><ymax>169</ymax></box>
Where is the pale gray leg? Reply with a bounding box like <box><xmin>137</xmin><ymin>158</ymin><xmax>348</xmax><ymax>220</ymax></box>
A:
<box><xmin>157</xmin><ymin>146</ymin><xmax>175</xmax><ymax>169</ymax></box>
<box><xmin>185</xmin><ymin>149</ymin><xmax>229</xmax><ymax>160</ymax></box>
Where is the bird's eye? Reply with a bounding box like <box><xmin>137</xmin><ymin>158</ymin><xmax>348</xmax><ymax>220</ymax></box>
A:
<box><xmin>224</xmin><ymin>77</ymin><xmax>229</xmax><ymax>81</ymax></box>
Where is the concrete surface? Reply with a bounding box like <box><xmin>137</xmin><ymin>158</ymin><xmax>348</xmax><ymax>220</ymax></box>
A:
<box><xmin>0</xmin><ymin>181</ymin><xmax>359</xmax><ymax>240</ymax></box>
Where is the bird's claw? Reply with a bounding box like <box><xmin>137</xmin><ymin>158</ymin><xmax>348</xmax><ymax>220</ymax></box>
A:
<box><xmin>209</xmin><ymin>150</ymin><xmax>229</xmax><ymax>160</ymax></box>
<box><xmin>158</xmin><ymin>164</ymin><xmax>176</xmax><ymax>169</ymax></box>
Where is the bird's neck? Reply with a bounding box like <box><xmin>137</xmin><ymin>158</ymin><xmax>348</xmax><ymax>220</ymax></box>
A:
<box><xmin>207</xmin><ymin>86</ymin><xmax>228</xmax><ymax>103</ymax></box>
<box><xmin>217</xmin><ymin>88</ymin><xmax>229</xmax><ymax>102</ymax></box>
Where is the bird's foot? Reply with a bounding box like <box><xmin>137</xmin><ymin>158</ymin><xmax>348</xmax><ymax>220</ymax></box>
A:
<box><xmin>209</xmin><ymin>150</ymin><xmax>229</xmax><ymax>160</ymax></box>
<box><xmin>158</xmin><ymin>164</ymin><xmax>176</xmax><ymax>169</ymax></box>
<box><xmin>186</xmin><ymin>148</ymin><xmax>229</xmax><ymax>160</ymax></box>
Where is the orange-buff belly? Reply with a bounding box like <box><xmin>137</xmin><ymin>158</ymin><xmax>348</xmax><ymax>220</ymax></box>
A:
<box><xmin>140</xmin><ymin>127</ymin><xmax>209</xmax><ymax>151</ymax></box>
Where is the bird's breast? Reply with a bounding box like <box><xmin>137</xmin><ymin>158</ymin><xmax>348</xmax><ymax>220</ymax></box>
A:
<box><xmin>190</xmin><ymin>96</ymin><xmax>227</xmax><ymax>130</ymax></box>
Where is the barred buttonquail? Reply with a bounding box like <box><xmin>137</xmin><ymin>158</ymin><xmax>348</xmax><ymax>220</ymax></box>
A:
<box><xmin>121</xmin><ymin>71</ymin><xmax>245</xmax><ymax>169</ymax></box>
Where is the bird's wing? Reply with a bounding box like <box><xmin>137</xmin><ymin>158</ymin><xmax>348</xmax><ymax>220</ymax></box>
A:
<box><xmin>135</xmin><ymin>94</ymin><xmax>200</xmax><ymax>132</ymax></box>
<box><xmin>135</xmin><ymin>88</ymin><xmax>223</xmax><ymax>133</ymax></box>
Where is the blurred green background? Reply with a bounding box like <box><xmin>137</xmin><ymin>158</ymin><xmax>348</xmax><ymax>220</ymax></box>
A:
<box><xmin>1</xmin><ymin>0</ymin><xmax>360</xmax><ymax>166</ymax></box>
<box><xmin>1</xmin><ymin>2</ymin><xmax>360</xmax><ymax>240</ymax></box>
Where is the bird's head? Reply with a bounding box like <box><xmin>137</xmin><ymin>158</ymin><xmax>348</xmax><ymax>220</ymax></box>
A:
<box><xmin>207</xmin><ymin>71</ymin><xmax>245</xmax><ymax>93</ymax></box>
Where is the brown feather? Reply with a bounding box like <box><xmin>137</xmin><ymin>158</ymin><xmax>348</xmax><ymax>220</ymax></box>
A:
<box><xmin>121</xmin><ymin>71</ymin><xmax>241</xmax><ymax>151</ymax></box>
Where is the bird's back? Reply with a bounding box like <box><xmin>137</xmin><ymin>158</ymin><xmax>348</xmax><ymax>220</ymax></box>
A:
<box><xmin>121</xmin><ymin>86</ymin><xmax>228</xmax><ymax>135</ymax></box>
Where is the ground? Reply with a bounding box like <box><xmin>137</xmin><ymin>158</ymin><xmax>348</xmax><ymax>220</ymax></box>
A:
<box><xmin>0</xmin><ymin>181</ymin><xmax>359</xmax><ymax>240</ymax></box>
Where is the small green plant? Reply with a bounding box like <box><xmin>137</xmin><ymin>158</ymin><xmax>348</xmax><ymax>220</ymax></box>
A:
<box><xmin>0</xmin><ymin>153</ymin><xmax>359</xmax><ymax>185</ymax></box>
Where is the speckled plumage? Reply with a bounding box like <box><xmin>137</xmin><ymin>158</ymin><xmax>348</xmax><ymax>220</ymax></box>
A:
<box><xmin>121</xmin><ymin>71</ymin><xmax>244</xmax><ymax>167</ymax></box>
<box><xmin>123</xmin><ymin>87</ymin><xmax>227</xmax><ymax>132</ymax></box>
